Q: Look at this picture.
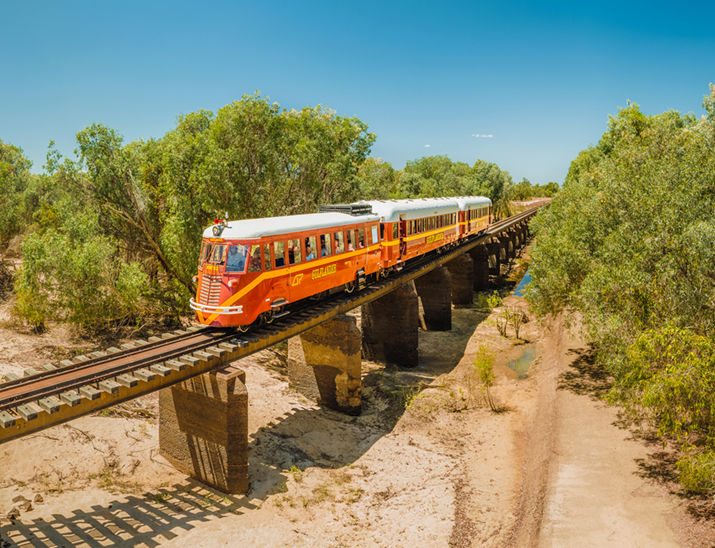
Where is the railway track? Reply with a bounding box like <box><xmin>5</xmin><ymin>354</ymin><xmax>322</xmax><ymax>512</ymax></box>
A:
<box><xmin>0</xmin><ymin>205</ymin><xmax>541</xmax><ymax>444</ymax></box>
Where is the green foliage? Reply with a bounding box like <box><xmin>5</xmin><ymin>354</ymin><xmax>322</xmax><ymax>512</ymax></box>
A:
<box><xmin>0</xmin><ymin>139</ymin><xmax>35</xmax><ymax>246</ymax></box>
<box><xmin>473</xmin><ymin>345</ymin><xmax>497</xmax><ymax>411</ymax></box>
<box><xmin>527</xmin><ymin>86</ymin><xmax>715</xmax><ymax>493</ymax></box>
<box><xmin>388</xmin><ymin>155</ymin><xmax>515</xmax><ymax>219</ymax></box>
<box><xmin>14</xmin><ymin>204</ymin><xmax>150</xmax><ymax>331</ymax></box>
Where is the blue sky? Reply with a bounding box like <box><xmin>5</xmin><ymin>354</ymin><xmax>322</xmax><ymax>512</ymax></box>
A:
<box><xmin>2</xmin><ymin>0</ymin><xmax>713</xmax><ymax>185</ymax></box>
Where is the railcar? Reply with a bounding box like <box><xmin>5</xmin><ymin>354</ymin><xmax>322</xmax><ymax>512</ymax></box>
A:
<box><xmin>190</xmin><ymin>208</ymin><xmax>381</xmax><ymax>329</ymax></box>
<box><xmin>455</xmin><ymin>196</ymin><xmax>492</xmax><ymax>238</ymax></box>
<box><xmin>191</xmin><ymin>195</ymin><xmax>493</xmax><ymax>329</ymax></box>
<box><xmin>356</xmin><ymin>198</ymin><xmax>461</xmax><ymax>270</ymax></box>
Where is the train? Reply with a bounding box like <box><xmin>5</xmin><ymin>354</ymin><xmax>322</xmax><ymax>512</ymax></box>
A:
<box><xmin>190</xmin><ymin>196</ymin><xmax>492</xmax><ymax>329</ymax></box>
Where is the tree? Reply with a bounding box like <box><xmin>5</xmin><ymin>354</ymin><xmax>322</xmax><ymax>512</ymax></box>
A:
<box><xmin>0</xmin><ymin>140</ymin><xmax>34</xmax><ymax>247</ymax></box>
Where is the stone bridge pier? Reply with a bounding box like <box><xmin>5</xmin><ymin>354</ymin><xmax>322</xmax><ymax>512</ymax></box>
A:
<box><xmin>446</xmin><ymin>253</ymin><xmax>474</xmax><ymax>305</ymax></box>
<box><xmin>414</xmin><ymin>266</ymin><xmax>452</xmax><ymax>331</ymax></box>
<box><xmin>362</xmin><ymin>282</ymin><xmax>420</xmax><ymax>367</ymax></box>
<box><xmin>287</xmin><ymin>315</ymin><xmax>362</xmax><ymax>415</ymax></box>
<box><xmin>160</xmin><ymin>365</ymin><xmax>249</xmax><ymax>494</ymax></box>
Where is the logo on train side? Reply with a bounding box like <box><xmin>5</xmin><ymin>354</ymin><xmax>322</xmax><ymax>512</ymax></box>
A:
<box><xmin>311</xmin><ymin>264</ymin><xmax>337</xmax><ymax>280</ymax></box>
<box><xmin>426</xmin><ymin>232</ymin><xmax>444</xmax><ymax>244</ymax></box>
<box><xmin>292</xmin><ymin>274</ymin><xmax>304</xmax><ymax>286</ymax></box>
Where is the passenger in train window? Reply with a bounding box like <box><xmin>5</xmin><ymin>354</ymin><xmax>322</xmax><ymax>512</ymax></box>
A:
<box><xmin>347</xmin><ymin>229</ymin><xmax>356</xmax><ymax>251</ymax></box>
<box><xmin>305</xmin><ymin>236</ymin><xmax>317</xmax><ymax>260</ymax></box>
<box><xmin>358</xmin><ymin>228</ymin><xmax>365</xmax><ymax>248</ymax></box>
<box><xmin>334</xmin><ymin>232</ymin><xmax>344</xmax><ymax>253</ymax></box>
<box><xmin>263</xmin><ymin>244</ymin><xmax>272</xmax><ymax>270</ymax></box>
<box><xmin>289</xmin><ymin>239</ymin><xmax>302</xmax><ymax>264</ymax></box>
<box><xmin>248</xmin><ymin>246</ymin><xmax>262</xmax><ymax>273</ymax></box>
<box><xmin>275</xmin><ymin>241</ymin><xmax>286</xmax><ymax>267</ymax></box>
<box><xmin>320</xmin><ymin>234</ymin><xmax>332</xmax><ymax>256</ymax></box>
<box><xmin>225</xmin><ymin>245</ymin><xmax>245</xmax><ymax>272</ymax></box>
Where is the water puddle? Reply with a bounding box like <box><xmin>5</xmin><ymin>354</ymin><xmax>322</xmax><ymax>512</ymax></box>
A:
<box><xmin>507</xmin><ymin>346</ymin><xmax>536</xmax><ymax>379</ymax></box>
<box><xmin>513</xmin><ymin>268</ymin><xmax>531</xmax><ymax>297</ymax></box>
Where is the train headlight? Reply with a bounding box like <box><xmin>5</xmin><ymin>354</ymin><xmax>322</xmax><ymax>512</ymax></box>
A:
<box><xmin>212</xmin><ymin>225</ymin><xmax>223</xmax><ymax>237</ymax></box>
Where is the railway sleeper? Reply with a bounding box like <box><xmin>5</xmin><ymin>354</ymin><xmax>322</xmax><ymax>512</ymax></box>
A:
<box><xmin>134</xmin><ymin>369</ymin><xmax>157</xmax><ymax>382</ymax></box>
<box><xmin>165</xmin><ymin>359</ymin><xmax>187</xmax><ymax>372</ymax></box>
<box><xmin>179</xmin><ymin>355</ymin><xmax>200</xmax><ymax>367</ymax></box>
<box><xmin>116</xmin><ymin>374</ymin><xmax>139</xmax><ymax>388</ymax></box>
<box><xmin>60</xmin><ymin>391</ymin><xmax>82</xmax><ymax>407</ymax></box>
<box><xmin>73</xmin><ymin>355</ymin><xmax>90</xmax><ymax>363</ymax></box>
<box><xmin>23</xmin><ymin>368</ymin><xmax>39</xmax><ymax>377</ymax></box>
<box><xmin>41</xmin><ymin>363</ymin><xmax>56</xmax><ymax>372</ymax></box>
<box><xmin>205</xmin><ymin>346</ymin><xmax>228</xmax><ymax>358</ymax></box>
<box><xmin>91</xmin><ymin>351</ymin><xmax>106</xmax><ymax>359</ymax></box>
<box><xmin>150</xmin><ymin>364</ymin><xmax>172</xmax><ymax>377</ymax></box>
<box><xmin>99</xmin><ymin>380</ymin><xmax>121</xmax><ymax>394</ymax></box>
<box><xmin>60</xmin><ymin>359</ymin><xmax>75</xmax><ymax>367</ymax></box>
<box><xmin>16</xmin><ymin>404</ymin><xmax>39</xmax><ymax>422</ymax></box>
<box><xmin>80</xmin><ymin>385</ymin><xmax>102</xmax><ymax>400</ymax></box>
<box><xmin>0</xmin><ymin>410</ymin><xmax>16</xmax><ymax>428</ymax></box>
<box><xmin>148</xmin><ymin>336</ymin><xmax>162</xmax><ymax>343</ymax></box>
<box><xmin>37</xmin><ymin>396</ymin><xmax>61</xmax><ymax>414</ymax></box>
<box><xmin>105</xmin><ymin>347</ymin><xmax>121</xmax><ymax>354</ymax></box>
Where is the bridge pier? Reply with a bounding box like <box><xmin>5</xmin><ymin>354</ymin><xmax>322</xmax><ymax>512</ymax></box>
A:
<box><xmin>159</xmin><ymin>365</ymin><xmax>248</xmax><ymax>494</ymax></box>
<box><xmin>362</xmin><ymin>282</ymin><xmax>419</xmax><ymax>367</ymax></box>
<box><xmin>414</xmin><ymin>266</ymin><xmax>452</xmax><ymax>331</ymax></box>
<box><xmin>287</xmin><ymin>315</ymin><xmax>362</xmax><ymax>414</ymax></box>
<box><xmin>498</xmin><ymin>234</ymin><xmax>514</xmax><ymax>261</ymax></box>
<box><xmin>446</xmin><ymin>253</ymin><xmax>474</xmax><ymax>305</ymax></box>
<box><xmin>469</xmin><ymin>245</ymin><xmax>491</xmax><ymax>291</ymax></box>
<box><xmin>486</xmin><ymin>241</ymin><xmax>502</xmax><ymax>283</ymax></box>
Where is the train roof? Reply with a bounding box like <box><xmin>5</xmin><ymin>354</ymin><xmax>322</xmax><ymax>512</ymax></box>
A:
<box><xmin>357</xmin><ymin>198</ymin><xmax>459</xmax><ymax>222</ymax></box>
<box><xmin>202</xmin><ymin>212</ymin><xmax>381</xmax><ymax>240</ymax></box>
<box><xmin>454</xmin><ymin>196</ymin><xmax>492</xmax><ymax>209</ymax></box>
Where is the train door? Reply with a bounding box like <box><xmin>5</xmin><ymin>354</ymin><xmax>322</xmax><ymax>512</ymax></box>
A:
<box><xmin>399</xmin><ymin>216</ymin><xmax>407</xmax><ymax>259</ymax></box>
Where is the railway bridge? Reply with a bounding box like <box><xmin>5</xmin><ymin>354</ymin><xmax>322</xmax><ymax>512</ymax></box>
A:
<box><xmin>0</xmin><ymin>205</ymin><xmax>542</xmax><ymax>493</ymax></box>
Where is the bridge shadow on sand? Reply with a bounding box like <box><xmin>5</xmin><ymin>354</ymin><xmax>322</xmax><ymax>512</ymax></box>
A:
<box><xmin>1</xmin><ymin>479</ymin><xmax>256</xmax><ymax>548</ymax></box>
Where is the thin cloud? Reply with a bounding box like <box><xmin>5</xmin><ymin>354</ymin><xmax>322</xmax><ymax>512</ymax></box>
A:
<box><xmin>424</xmin><ymin>144</ymin><xmax>431</xmax><ymax>147</ymax></box>
<box><xmin>472</xmin><ymin>134</ymin><xmax>493</xmax><ymax>138</ymax></box>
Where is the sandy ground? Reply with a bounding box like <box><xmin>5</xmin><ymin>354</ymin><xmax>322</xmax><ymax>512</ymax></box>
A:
<box><xmin>1</xmin><ymin>252</ymin><xmax>715</xmax><ymax>547</ymax></box>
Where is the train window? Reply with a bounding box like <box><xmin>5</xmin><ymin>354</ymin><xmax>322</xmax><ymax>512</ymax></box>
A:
<box><xmin>305</xmin><ymin>236</ymin><xmax>317</xmax><ymax>260</ymax></box>
<box><xmin>347</xmin><ymin>229</ymin><xmax>356</xmax><ymax>251</ymax></box>
<box><xmin>225</xmin><ymin>245</ymin><xmax>246</xmax><ymax>271</ymax></box>
<box><xmin>263</xmin><ymin>244</ymin><xmax>272</xmax><ymax>270</ymax></box>
<box><xmin>334</xmin><ymin>232</ymin><xmax>344</xmax><ymax>254</ymax></box>
<box><xmin>320</xmin><ymin>234</ymin><xmax>332</xmax><ymax>256</ymax></box>
<box><xmin>358</xmin><ymin>228</ymin><xmax>365</xmax><ymax>248</ymax></box>
<box><xmin>288</xmin><ymin>239</ymin><xmax>302</xmax><ymax>264</ymax></box>
<box><xmin>248</xmin><ymin>245</ymin><xmax>262</xmax><ymax>273</ymax></box>
<box><xmin>429</xmin><ymin>217</ymin><xmax>434</xmax><ymax>230</ymax></box>
<box><xmin>392</xmin><ymin>224</ymin><xmax>398</xmax><ymax>239</ymax></box>
<box><xmin>211</xmin><ymin>244</ymin><xmax>227</xmax><ymax>265</ymax></box>
<box><xmin>418</xmin><ymin>219</ymin><xmax>423</xmax><ymax>233</ymax></box>
<box><xmin>275</xmin><ymin>241</ymin><xmax>286</xmax><ymax>268</ymax></box>
<box><xmin>380</xmin><ymin>224</ymin><xmax>385</xmax><ymax>241</ymax></box>
<box><xmin>371</xmin><ymin>225</ymin><xmax>379</xmax><ymax>244</ymax></box>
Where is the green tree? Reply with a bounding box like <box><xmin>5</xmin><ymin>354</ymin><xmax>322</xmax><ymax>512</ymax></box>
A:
<box><xmin>0</xmin><ymin>140</ymin><xmax>34</xmax><ymax>246</ymax></box>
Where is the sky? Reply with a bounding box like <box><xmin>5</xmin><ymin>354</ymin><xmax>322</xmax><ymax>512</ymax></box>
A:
<box><xmin>2</xmin><ymin>0</ymin><xmax>714</xmax><ymax>185</ymax></box>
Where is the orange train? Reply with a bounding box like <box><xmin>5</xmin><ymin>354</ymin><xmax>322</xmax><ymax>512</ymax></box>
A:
<box><xmin>190</xmin><ymin>196</ymin><xmax>492</xmax><ymax>329</ymax></box>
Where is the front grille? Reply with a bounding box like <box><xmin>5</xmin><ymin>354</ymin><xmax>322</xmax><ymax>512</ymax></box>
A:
<box><xmin>198</xmin><ymin>275</ymin><xmax>222</xmax><ymax>307</ymax></box>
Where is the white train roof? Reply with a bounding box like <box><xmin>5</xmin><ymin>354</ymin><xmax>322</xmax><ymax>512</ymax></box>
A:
<box><xmin>454</xmin><ymin>196</ymin><xmax>492</xmax><ymax>210</ymax></box>
<box><xmin>203</xmin><ymin>212</ymin><xmax>380</xmax><ymax>240</ymax></box>
<box><xmin>357</xmin><ymin>198</ymin><xmax>459</xmax><ymax>222</ymax></box>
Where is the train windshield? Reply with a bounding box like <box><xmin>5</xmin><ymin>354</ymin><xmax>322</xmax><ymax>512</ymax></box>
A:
<box><xmin>225</xmin><ymin>244</ymin><xmax>248</xmax><ymax>272</ymax></box>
